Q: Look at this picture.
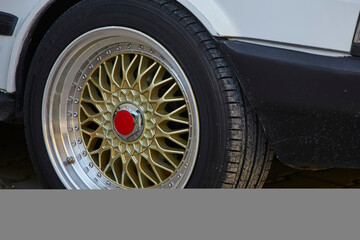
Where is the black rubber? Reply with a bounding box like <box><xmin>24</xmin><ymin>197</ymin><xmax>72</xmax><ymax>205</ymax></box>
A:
<box><xmin>24</xmin><ymin>0</ymin><xmax>272</xmax><ymax>188</ymax></box>
<box><xmin>0</xmin><ymin>11</ymin><xmax>18</xmax><ymax>36</ymax></box>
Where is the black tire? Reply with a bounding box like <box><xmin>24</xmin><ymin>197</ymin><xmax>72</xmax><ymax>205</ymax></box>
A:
<box><xmin>24</xmin><ymin>0</ymin><xmax>273</xmax><ymax>189</ymax></box>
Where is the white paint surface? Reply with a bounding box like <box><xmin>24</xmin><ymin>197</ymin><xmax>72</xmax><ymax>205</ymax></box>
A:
<box><xmin>179</xmin><ymin>0</ymin><xmax>360</xmax><ymax>53</ymax></box>
<box><xmin>1</xmin><ymin>0</ymin><xmax>360</xmax><ymax>92</ymax></box>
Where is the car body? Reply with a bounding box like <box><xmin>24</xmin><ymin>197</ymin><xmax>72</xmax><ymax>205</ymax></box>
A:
<box><xmin>1</xmin><ymin>0</ymin><xmax>360</xmax><ymax>188</ymax></box>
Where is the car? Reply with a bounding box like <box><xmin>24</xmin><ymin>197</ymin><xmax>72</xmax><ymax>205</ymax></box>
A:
<box><xmin>1</xmin><ymin>0</ymin><xmax>359</xmax><ymax>189</ymax></box>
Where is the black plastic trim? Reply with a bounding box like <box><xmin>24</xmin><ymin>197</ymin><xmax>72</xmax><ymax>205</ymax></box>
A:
<box><xmin>351</xmin><ymin>43</ymin><xmax>360</xmax><ymax>57</ymax></box>
<box><xmin>220</xmin><ymin>40</ymin><xmax>360</xmax><ymax>168</ymax></box>
<box><xmin>0</xmin><ymin>11</ymin><xmax>18</xmax><ymax>36</ymax></box>
<box><xmin>351</xmin><ymin>11</ymin><xmax>360</xmax><ymax>57</ymax></box>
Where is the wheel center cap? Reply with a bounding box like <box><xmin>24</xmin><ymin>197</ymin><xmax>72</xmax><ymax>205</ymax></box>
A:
<box><xmin>113</xmin><ymin>103</ymin><xmax>144</xmax><ymax>142</ymax></box>
<box><xmin>114</xmin><ymin>111</ymin><xmax>134</xmax><ymax>136</ymax></box>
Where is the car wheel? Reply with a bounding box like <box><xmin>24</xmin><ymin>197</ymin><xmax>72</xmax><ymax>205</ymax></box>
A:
<box><xmin>24</xmin><ymin>0</ymin><xmax>273</xmax><ymax>189</ymax></box>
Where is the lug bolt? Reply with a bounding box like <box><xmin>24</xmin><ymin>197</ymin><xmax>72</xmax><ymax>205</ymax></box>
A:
<box><xmin>65</xmin><ymin>157</ymin><xmax>75</xmax><ymax>166</ymax></box>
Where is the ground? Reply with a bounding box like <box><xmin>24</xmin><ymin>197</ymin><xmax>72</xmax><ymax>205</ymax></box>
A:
<box><xmin>1</xmin><ymin>122</ymin><xmax>360</xmax><ymax>189</ymax></box>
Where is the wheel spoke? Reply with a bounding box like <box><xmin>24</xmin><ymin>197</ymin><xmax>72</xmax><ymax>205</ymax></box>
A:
<box><xmin>157</xmin><ymin>126</ymin><xmax>189</xmax><ymax>136</ymax></box>
<box><xmin>111</xmin><ymin>56</ymin><xmax>122</xmax><ymax>89</ymax></box>
<box><xmin>98</xmin><ymin>65</ymin><xmax>111</xmax><ymax>93</ymax></box>
<box><xmin>124</xmin><ymin>54</ymin><xmax>140</xmax><ymax>88</ymax></box>
<box><xmin>152</xmin><ymin>139</ymin><xmax>186</xmax><ymax>155</ymax></box>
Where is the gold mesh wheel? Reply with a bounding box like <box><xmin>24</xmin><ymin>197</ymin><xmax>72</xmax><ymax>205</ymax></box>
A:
<box><xmin>79</xmin><ymin>53</ymin><xmax>190</xmax><ymax>188</ymax></box>
<box><xmin>42</xmin><ymin>27</ymin><xmax>199</xmax><ymax>189</ymax></box>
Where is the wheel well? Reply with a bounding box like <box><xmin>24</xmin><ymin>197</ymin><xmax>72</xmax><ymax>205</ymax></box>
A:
<box><xmin>15</xmin><ymin>0</ymin><xmax>82</xmax><ymax>118</ymax></box>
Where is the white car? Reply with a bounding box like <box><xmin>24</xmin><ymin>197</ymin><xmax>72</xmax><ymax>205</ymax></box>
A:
<box><xmin>1</xmin><ymin>0</ymin><xmax>359</xmax><ymax>189</ymax></box>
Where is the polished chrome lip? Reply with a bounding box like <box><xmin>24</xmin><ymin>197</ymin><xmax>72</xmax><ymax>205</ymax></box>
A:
<box><xmin>42</xmin><ymin>27</ymin><xmax>200</xmax><ymax>189</ymax></box>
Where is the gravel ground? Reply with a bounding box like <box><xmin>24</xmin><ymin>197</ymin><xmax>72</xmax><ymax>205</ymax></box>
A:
<box><xmin>1</xmin><ymin>122</ymin><xmax>360</xmax><ymax>189</ymax></box>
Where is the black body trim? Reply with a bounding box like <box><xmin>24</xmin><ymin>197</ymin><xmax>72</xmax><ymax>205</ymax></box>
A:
<box><xmin>351</xmin><ymin>12</ymin><xmax>360</xmax><ymax>57</ymax></box>
<box><xmin>220</xmin><ymin>40</ymin><xmax>360</xmax><ymax>168</ymax></box>
<box><xmin>351</xmin><ymin>43</ymin><xmax>360</xmax><ymax>57</ymax></box>
<box><xmin>0</xmin><ymin>91</ymin><xmax>16</xmax><ymax>121</ymax></box>
<box><xmin>0</xmin><ymin>11</ymin><xmax>18</xmax><ymax>36</ymax></box>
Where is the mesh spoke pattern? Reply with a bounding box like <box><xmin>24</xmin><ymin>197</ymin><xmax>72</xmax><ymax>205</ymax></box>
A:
<box><xmin>79</xmin><ymin>53</ymin><xmax>190</xmax><ymax>189</ymax></box>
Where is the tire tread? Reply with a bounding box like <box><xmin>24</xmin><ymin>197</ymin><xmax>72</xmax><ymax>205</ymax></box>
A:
<box><xmin>152</xmin><ymin>0</ymin><xmax>273</xmax><ymax>188</ymax></box>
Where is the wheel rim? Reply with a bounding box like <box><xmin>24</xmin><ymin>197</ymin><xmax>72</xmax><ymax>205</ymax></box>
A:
<box><xmin>42</xmin><ymin>27</ymin><xmax>200</xmax><ymax>189</ymax></box>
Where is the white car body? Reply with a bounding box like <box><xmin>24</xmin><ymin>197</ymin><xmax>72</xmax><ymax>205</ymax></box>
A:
<box><xmin>1</xmin><ymin>0</ymin><xmax>359</xmax><ymax>93</ymax></box>
<box><xmin>2</xmin><ymin>0</ymin><xmax>360</xmax><ymax>188</ymax></box>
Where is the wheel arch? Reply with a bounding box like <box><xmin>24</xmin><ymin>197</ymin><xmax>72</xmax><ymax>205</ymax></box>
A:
<box><xmin>14</xmin><ymin>0</ymin><xmax>82</xmax><ymax>117</ymax></box>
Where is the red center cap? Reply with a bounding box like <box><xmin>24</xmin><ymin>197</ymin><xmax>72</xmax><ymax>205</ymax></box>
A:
<box><xmin>114</xmin><ymin>110</ymin><xmax>135</xmax><ymax>136</ymax></box>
